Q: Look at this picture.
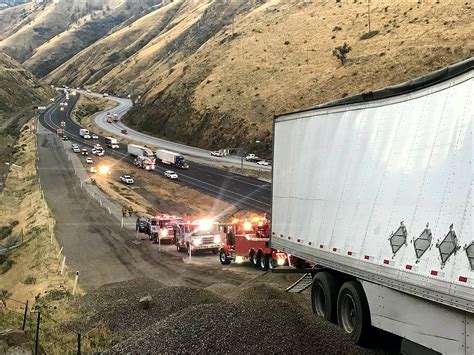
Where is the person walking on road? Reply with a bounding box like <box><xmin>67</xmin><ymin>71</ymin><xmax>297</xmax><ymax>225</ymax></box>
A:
<box><xmin>122</xmin><ymin>208</ymin><xmax>127</xmax><ymax>218</ymax></box>
<box><xmin>128</xmin><ymin>206</ymin><xmax>133</xmax><ymax>217</ymax></box>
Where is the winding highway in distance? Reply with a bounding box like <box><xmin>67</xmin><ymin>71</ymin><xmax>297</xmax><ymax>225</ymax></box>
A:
<box><xmin>38</xmin><ymin>94</ymin><xmax>272</xmax><ymax>213</ymax></box>
<box><xmin>81</xmin><ymin>90</ymin><xmax>270</xmax><ymax>171</ymax></box>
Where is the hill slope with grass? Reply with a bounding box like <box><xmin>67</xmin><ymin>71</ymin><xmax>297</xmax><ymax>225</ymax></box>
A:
<box><xmin>19</xmin><ymin>1</ymin><xmax>474</xmax><ymax>155</ymax></box>
<box><xmin>0</xmin><ymin>52</ymin><xmax>52</xmax><ymax>123</ymax></box>
<box><xmin>0</xmin><ymin>0</ymin><xmax>165</xmax><ymax>77</ymax></box>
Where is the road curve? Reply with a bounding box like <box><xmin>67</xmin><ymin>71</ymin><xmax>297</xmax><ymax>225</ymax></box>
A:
<box><xmin>38</xmin><ymin>94</ymin><xmax>272</xmax><ymax>213</ymax></box>
<box><xmin>82</xmin><ymin>91</ymin><xmax>271</xmax><ymax>171</ymax></box>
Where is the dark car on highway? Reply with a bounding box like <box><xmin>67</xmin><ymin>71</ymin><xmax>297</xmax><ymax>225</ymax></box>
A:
<box><xmin>121</xmin><ymin>129</ymin><xmax>128</xmax><ymax>134</ymax></box>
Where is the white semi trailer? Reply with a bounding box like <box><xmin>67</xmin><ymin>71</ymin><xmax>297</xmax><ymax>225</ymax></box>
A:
<box><xmin>271</xmin><ymin>59</ymin><xmax>473</xmax><ymax>354</ymax></box>
<box><xmin>127</xmin><ymin>144</ymin><xmax>154</xmax><ymax>158</ymax></box>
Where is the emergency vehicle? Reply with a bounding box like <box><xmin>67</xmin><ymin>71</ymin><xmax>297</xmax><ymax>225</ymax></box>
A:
<box><xmin>148</xmin><ymin>214</ymin><xmax>181</xmax><ymax>243</ymax></box>
<box><xmin>219</xmin><ymin>216</ymin><xmax>287</xmax><ymax>270</ymax></box>
<box><xmin>175</xmin><ymin>220</ymin><xmax>221</xmax><ymax>255</ymax></box>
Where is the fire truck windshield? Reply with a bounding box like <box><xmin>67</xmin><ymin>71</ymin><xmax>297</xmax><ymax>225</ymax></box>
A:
<box><xmin>189</xmin><ymin>223</ymin><xmax>219</xmax><ymax>236</ymax></box>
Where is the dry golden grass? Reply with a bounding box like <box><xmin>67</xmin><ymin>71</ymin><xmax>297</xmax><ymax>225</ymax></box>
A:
<box><xmin>45</xmin><ymin>0</ymin><xmax>472</xmax><ymax>154</ymax></box>
<box><xmin>0</xmin><ymin>122</ymin><xmax>76</xmax><ymax>310</ymax></box>
<box><xmin>70</xmin><ymin>94</ymin><xmax>118</xmax><ymax>132</ymax></box>
<box><xmin>89</xmin><ymin>154</ymin><xmax>235</xmax><ymax>220</ymax></box>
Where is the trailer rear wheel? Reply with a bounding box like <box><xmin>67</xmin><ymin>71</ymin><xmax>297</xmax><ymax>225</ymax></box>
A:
<box><xmin>219</xmin><ymin>249</ymin><xmax>231</xmax><ymax>265</ymax></box>
<box><xmin>311</xmin><ymin>272</ymin><xmax>340</xmax><ymax>323</ymax></box>
<box><xmin>337</xmin><ymin>281</ymin><xmax>371</xmax><ymax>345</ymax></box>
<box><xmin>260</xmin><ymin>253</ymin><xmax>269</xmax><ymax>271</ymax></box>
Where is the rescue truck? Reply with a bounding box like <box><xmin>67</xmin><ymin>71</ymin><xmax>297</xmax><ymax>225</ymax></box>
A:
<box><xmin>134</xmin><ymin>155</ymin><xmax>155</xmax><ymax>170</ymax></box>
<box><xmin>147</xmin><ymin>214</ymin><xmax>182</xmax><ymax>243</ymax></box>
<box><xmin>219</xmin><ymin>216</ymin><xmax>287</xmax><ymax>270</ymax></box>
<box><xmin>175</xmin><ymin>220</ymin><xmax>221</xmax><ymax>255</ymax></box>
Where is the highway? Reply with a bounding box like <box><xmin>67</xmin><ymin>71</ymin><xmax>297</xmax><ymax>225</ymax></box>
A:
<box><xmin>82</xmin><ymin>91</ymin><xmax>271</xmax><ymax>171</ymax></box>
<box><xmin>38</xmin><ymin>94</ymin><xmax>272</xmax><ymax>213</ymax></box>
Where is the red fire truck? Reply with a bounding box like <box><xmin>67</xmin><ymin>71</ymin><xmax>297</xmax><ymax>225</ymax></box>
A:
<box><xmin>147</xmin><ymin>214</ymin><xmax>181</xmax><ymax>243</ymax></box>
<box><xmin>219</xmin><ymin>216</ymin><xmax>287</xmax><ymax>270</ymax></box>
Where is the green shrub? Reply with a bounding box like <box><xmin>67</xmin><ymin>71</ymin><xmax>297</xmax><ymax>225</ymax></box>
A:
<box><xmin>23</xmin><ymin>275</ymin><xmax>37</xmax><ymax>285</ymax></box>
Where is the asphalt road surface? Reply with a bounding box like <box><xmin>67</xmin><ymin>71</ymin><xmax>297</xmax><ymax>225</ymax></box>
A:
<box><xmin>82</xmin><ymin>90</ymin><xmax>271</xmax><ymax>171</ymax></box>
<box><xmin>39</xmin><ymin>94</ymin><xmax>271</xmax><ymax>212</ymax></box>
<box><xmin>36</xmin><ymin>124</ymin><xmax>255</xmax><ymax>290</ymax></box>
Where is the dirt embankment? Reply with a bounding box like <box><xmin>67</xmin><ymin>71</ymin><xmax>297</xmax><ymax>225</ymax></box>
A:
<box><xmin>0</xmin><ymin>122</ymin><xmax>78</xmax><ymax>353</ymax></box>
<box><xmin>86</xmin><ymin>154</ymin><xmax>235</xmax><ymax>219</ymax></box>
<box><xmin>69</xmin><ymin>275</ymin><xmax>374</xmax><ymax>354</ymax></box>
<box><xmin>70</xmin><ymin>94</ymin><xmax>118</xmax><ymax>132</ymax></box>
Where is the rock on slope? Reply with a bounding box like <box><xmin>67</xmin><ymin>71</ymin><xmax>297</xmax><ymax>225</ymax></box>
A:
<box><xmin>45</xmin><ymin>0</ymin><xmax>472</xmax><ymax>156</ymax></box>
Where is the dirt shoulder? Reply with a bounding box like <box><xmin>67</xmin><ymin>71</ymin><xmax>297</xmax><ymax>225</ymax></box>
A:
<box><xmin>85</xmin><ymin>154</ymin><xmax>238</xmax><ymax>220</ymax></box>
<box><xmin>0</xmin><ymin>121</ymin><xmax>80</xmax><ymax>353</ymax></box>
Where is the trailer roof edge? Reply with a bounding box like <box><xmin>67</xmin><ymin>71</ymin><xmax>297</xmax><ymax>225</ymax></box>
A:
<box><xmin>274</xmin><ymin>57</ymin><xmax>474</xmax><ymax>120</ymax></box>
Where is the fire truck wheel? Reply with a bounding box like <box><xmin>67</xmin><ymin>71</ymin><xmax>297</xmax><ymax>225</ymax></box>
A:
<box><xmin>219</xmin><ymin>249</ymin><xmax>231</xmax><ymax>265</ymax></box>
<box><xmin>337</xmin><ymin>281</ymin><xmax>371</xmax><ymax>346</ymax></box>
<box><xmin>311</xmin><ymin>272</ymin><xmax>340</xmax><ymax>323</ymax></box>
<box><xmin>259</xmin><ymin>252</ymin><xmax>269</xmax><ymax>271</ymax></box>
<box><xmin>250</xmin><ymin>250</ymin><xmax>258</xmax><ymax>267</ymax></box>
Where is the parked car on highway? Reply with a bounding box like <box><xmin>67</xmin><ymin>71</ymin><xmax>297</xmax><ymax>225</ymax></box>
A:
<box><xmin>93</xmin><ymin>149</ymin><xmax>104</xmax><ymax>157</ymax></box>
<box><xmin>62</xmin><ymin>135</ymin><xmax>69</xmax><ymax>141</ymax></box>
<box><xmin>120</xmin><ymin>175</ymin><xmax>134</xmax><ymax>185</ymax></box>
<box><xmin>164</xmin><ymin>170</ymin><xmax>178</xmax><ymax>179</ymax></box>
<box><xmin>81</xmin><ymin>148</ymin><xmax>88</xmax><ymax>156</ymax></box>
<box><xmin>103</xmin><ymin>93</ymin><xmax>109</xmax><ymax>97</ymax></box>
<box><xmin>73</xmin><ymin>147</ymin><xmax>81</xmax><ymax>153</ymax></box>
<box><xmin>86</xmin><ymin>157</ymin><xmax>93</xmax><ymax>164</ymax></box>
<box><xmin>91</xmin><ymin>134</ymin><xmax>99</xmax><ymax>139</ymax></box>
<box><xmin>256</xmin><ymin>160</ymin><xmax>270</xmax><ymax>166</ymax></box>
<box><xmin>60</xmin><ymin>107</ymin><xmax>64</xmax><ymax>112</ymax></box>
<box><xmin>121</xmin><ymin>129</ymin><xmax>128</xmax><ymax>134</ymax></box>
<box><xmin>210</xmin><ymin>151</ymin><xmax>222</xmax><ymax>157</ymax></box>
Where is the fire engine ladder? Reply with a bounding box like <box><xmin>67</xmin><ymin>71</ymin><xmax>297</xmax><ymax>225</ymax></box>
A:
<box><xmin>286</xmin><ymin>273</ymin><xmax>313</xmax><ymax>293</ymax></box>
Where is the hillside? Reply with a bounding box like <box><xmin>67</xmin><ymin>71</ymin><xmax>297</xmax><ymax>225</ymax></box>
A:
<box><xmin>0</xmin><ymin>0</ymin><xmax>165</xmax><ymax>77</ymax></box>
<box><xmin>14</xmin><ymin>0</ymin><xmax>474</xmax><ymax>154</ymax></box>
<box><xmin>0</xmin><ymin>52</ymin><xmax>52</xmax><ymax>124</ymax></box>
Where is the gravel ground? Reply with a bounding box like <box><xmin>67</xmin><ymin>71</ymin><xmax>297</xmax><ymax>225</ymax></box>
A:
<box><xmin>76</xmin><ymin>278</ymin><xmax>223</xmax><ymax>338</ymax></box>
<box><xmin>109</xmin><ymin>300</ymin><xmax>370</xmax><ymax>354</ymax></box>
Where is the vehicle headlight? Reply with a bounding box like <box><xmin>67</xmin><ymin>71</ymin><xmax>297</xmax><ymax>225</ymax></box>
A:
<box><xmin>214</xmin><ymin>235</ymin><xmax>221</xmax><ymax>244</ymax></box>
<box><xmin>235</xmin><ymin>256</ymin><xmax>244</xmax><ymax>264</ymax></box>
<box><xmin>192</xmin><ymin>238</ymin><xmax>202</xmax><ymax>246</ymax></box>
<box><xmin>160</xmin><ymin>229</ymin><xmax>168</xmax><ymax>237</ymax></box>
<box><xmin>277</xmin><ymin>259</ymin><xmax>286</xmax><ymax>266</ymax></box>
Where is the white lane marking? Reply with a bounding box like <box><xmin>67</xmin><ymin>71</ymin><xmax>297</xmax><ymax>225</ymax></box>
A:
<box><xmin>41</xmin><ymin>100</ymin><xmax>270</xmax><ymax>209</ymax></box>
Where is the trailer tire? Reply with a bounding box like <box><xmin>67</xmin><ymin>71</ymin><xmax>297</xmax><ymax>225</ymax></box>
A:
<box><xmin>311</xmin><ymin>272</ymin><xmax>340</xmax><ymax>323</ymax></box>
<box><xmin>219</xmin><ymin>249</ymin><xmax>231</xmax><ymax>265</ymax></box>
<box><xmin>337</xmin><ymin>281</ymin><xmax>371</xmax><ymax>346</ymax></box>
<box><xmin>260</xmin><ymin>253</ymin><xmax>269</xmax><ymax>271</ymax></box>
